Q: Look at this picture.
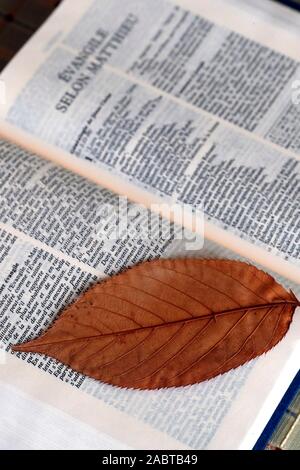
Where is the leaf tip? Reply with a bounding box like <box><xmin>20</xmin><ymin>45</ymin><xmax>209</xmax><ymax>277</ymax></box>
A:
<box><xmin>289</xmin><ymin>290</ymin><xmax>300</xmax><ymax>307</ymax></box>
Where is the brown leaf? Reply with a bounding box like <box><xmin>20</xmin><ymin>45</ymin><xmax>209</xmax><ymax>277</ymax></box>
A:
<box><xmin>12</xmin><ymin>259</ymin><xmax>299</xmax><ymax>389</ymax></box>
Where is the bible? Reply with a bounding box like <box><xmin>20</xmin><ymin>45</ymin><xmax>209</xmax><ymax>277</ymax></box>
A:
<box><xmin>0</xmin><ymin>0</ymin><xmax>299</xmax><ymax>450</ymax></box>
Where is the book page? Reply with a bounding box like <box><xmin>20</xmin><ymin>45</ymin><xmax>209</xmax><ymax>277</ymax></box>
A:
<box><xmin>0</xmin><ymin>0</ymin><xmax>300</xmax><ymax>449</ymax></box>
<box><xmin>1</xmin><ymin>0</ymin><xmax>300</xmax><ymax>284</ymax></box>
<box><xmin>0</xmin><ymin>139</ymin><xmax>300</xmax><ymax>450</ymax></box>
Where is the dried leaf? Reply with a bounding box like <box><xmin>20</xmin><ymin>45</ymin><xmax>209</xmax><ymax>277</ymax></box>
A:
<box><xmin>12</xmin><ymin>259</ymin><xmax>299</xmax><ymax>389</ymax></box>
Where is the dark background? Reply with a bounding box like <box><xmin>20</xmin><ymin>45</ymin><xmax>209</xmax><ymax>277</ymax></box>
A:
<box><xmin>0</xmin><ymin>0</ymin><xmax>299</xmax><ymax>72</ymax></box>
<box><xmin>0</xmin><ymin>0</ymin><xmax>60</xmax><ymax>71</ymax></box>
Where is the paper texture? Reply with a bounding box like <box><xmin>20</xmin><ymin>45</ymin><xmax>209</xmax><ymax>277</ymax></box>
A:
<box><xmin>0</xmin><ymin>140</ymin><xmax>299</xmax><ymax>449</ymax></box>
<box><xmin>0</xmin><ymin>381</ymin><xmax>130</xmax><ymax>450</ymax></box>
<box><xmin>0</xmin><ymin>0</ymin><xmax>300</xmax><ymax>450</ymax></box>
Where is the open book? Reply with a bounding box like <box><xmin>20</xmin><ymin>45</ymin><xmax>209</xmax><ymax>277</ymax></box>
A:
<box><xmin>0</xmin><ymin>0</ymin><xmax>300</xmax><ymax>450</ymax></box>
